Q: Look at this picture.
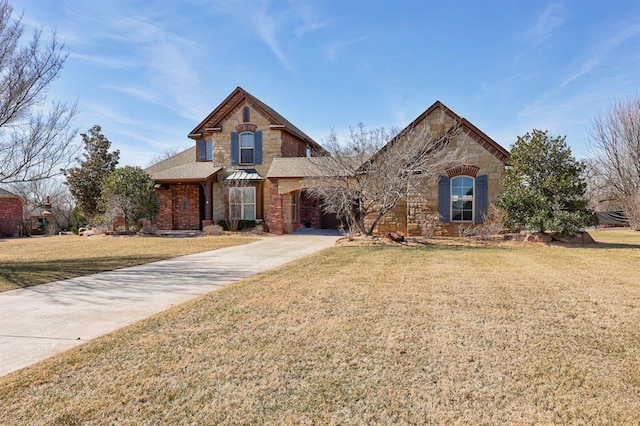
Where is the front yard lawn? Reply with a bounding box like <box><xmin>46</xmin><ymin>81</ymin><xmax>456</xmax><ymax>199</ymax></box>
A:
<box><xmin>0</xmin><ymin>234</ymin><xmax>257</xmax><ymax>292</ymax></box>
<box><xmin>1</xmin><ymin>229</ymin><xmax>639</xmax><ymax>424</ymax></box>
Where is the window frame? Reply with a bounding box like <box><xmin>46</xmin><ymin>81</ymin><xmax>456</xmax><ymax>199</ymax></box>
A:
<box><xmin>292</xmin><ymin>192</ymin><xmax>298</xmax><ymax>222</ymax></box>
<box><xmin>229</xmin><ymin>186</ymin><xmax>256</xmax><ymax>220</ymax></box>
<box><xmin>450</xmin><ymin>176</ymin><xmax>474</xmax><ymax>222</ymax></box>
<box><xmin>239</xmin><ymin>132</ymin><xmax>255</xmax><ymax>165</ymax></box>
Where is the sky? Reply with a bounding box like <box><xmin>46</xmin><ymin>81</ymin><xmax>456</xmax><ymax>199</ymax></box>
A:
<box><xmin>10</xmin><ymin>0</ymin><xmax>640</xmax><ymax>168</ymax></box>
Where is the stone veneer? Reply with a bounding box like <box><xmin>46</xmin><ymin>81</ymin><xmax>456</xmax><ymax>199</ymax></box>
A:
<box><xmin>368</xmin><ymin>110</ymin><xmax>506</xmax><ymax>237</ymax></box>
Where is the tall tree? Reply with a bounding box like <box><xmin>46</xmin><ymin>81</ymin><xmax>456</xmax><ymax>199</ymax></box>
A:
<box><xmin>0</xmin><ymin>0</ymin><xmax>78</xmax><ymax>184</ymax></box>
<box><xmin>63</xmin><ymin>125</ymin><xmax>119</xmax><ymax>219</ymax></box>
<box><xmin>100</xmin><ymin>166</ymin><xmax>158</xmax><ymax>231</ymax></box>
<box><xmin>498</xmin><ymin>129</ymin><xmax>590</xmax><ymax>236</ymax></box>
<box><xmin>589</xmin><ymin>96</ymin><xmax>640</xmax><ymax>230</ymax></box>
<box><xmin>305</xmin><ymin>116</ymin><xmax>463</xmax><ymax>236</ymax></box>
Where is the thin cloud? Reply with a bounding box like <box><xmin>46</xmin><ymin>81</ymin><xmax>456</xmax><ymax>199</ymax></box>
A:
<box><xmin>70</xmin><ymin>53</ymin><xmax>136</xmax><ymax>69</ymax></box>
<box><xmin>324</xmin><ymin>36</ymin><xmax>367</xmax><ymax>61</ymax></box>
<box><xmin>525</xmin><ymin>3</ymin><xmax>566</xmax><ymax>46</ymax></box>
<box><xmin>562</xmin><ymin>22</ymin><xmax>640</xmax><ymax>87</ymax></box>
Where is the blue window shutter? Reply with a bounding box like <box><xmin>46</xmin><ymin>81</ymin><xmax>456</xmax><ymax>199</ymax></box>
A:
<box><xmin>438</xmin><ymin>176</ymin><xmax>450</xmax><ymax>222</ymax></box>
<box><xmin>254</xmin><ymin>131</ymin><xmax>263</xmax><ymax>165</ymax></box>
<box><xmin>231</xmin><ymin>132</ymin><xmax>239</xmax><ymax>165</ymax></box>
<box><xmin>475</xmin><ymin>174</ymin><xmax>488</xmax><ymax>223</ymax></box>
<box><xmin>197</xmin><ymin>139</ymin><xmax>205</xmax><ymax>161</ymax></box>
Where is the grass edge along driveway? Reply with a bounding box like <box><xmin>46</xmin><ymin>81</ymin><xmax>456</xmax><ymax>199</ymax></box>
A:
<box><xmin>1</xmin><ymin>229</ymin><xmax>640</xmax><ymax>424</ymax></box>
<box><xmin>0</xmin><ymin>234</ymin><xmax>258</xmax><ymax>292</ymax></box>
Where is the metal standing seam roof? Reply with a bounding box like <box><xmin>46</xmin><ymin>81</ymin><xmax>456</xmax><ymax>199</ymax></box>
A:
<box><xmin>223</xmin><ymin>168</ymin><xmax>264</xmax><ymax>182</ymax></box>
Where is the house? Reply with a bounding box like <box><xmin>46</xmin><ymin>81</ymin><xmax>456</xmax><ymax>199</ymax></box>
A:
<box><xmin>147</xmin><ymin>88</ymin><xmax>509</xmax><ymax>236</ymax></box>
<box><xmin>146</xmin><ymin>87</ymin><xmax>327</xmax><ymax>233</ymax></box>
<box><xmin>368</xmin><ymin>101</ymin><xmax>510</xmax><ymax>236</ymax></box>
<box><xmin>0</xmin><ymin>188</ymin><xmax>24</xmax><ymax>237</ymax></box>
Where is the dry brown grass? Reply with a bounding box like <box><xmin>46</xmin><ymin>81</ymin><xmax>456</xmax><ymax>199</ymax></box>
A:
<box><xmin>1</xmin><ymin>229</ymin><xmax>640</xmax><ymax>424</ymax></box>
<box><xmin>0</xmin><ymin>234</ymin><xmax>257</xmax><ymax>292</ymax></box>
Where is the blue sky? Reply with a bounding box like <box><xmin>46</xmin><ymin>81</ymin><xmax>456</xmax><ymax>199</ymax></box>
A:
<box><xmin>11</xmin><ymin>0</ymin><xmax>640</xmax><ymax>167</ymax></box>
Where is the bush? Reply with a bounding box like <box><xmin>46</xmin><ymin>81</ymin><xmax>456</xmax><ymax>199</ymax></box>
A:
<box><xmin>216</xmin><ymin>219</ymin><xmax>257</xmax><ymax>232</ymax></box>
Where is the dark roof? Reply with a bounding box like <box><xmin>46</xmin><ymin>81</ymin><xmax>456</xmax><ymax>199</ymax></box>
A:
<box><xmin>189</xmin><ymin>87</ymin><xmax>323</xmax><ymax>150</ymax></box>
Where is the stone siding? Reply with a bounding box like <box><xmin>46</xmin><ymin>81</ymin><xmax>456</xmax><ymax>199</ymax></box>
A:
<box><xmin>366</xmin><ymin>110</ymin><xmax>506</xmax><ymax>237</ymax></box>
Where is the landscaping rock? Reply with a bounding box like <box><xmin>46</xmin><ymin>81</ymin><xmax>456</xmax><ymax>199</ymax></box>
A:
<box><xmin>386</xmin><ymin>232</ymin><xmax>405</xmax><ymax>243</ymax></box>
<box><xmin>551</xmin><ymin>231</ymin><xmax>596</xmax><ymax>245</ymax></box>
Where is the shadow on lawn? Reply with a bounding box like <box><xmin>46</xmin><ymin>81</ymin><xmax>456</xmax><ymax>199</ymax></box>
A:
<box><xmin>0</xmin><ymin>255</ymin><xmax>168</xmax><ymax>290</ymax></box>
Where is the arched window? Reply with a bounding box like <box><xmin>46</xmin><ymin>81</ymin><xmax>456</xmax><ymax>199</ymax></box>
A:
<box><xmin>240</xmin><ymin>132</ymin><xmax>255</xmax><ymax>164</ymax></box>
<box><xmin>242</xmin><ymin>106</ymin><xmax>250</xmax><ymax>123</ymax></box>
<box><xmin>451</xmin><ymin>176</ymin><xmax>474</xmax><ymax>221</ymax></box>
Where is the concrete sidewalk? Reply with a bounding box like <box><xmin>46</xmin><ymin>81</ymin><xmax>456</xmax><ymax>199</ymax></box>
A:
<box><xmin>0</xmin><ymin>231</ymin><xmax>340</xmax><ymax>377</ymax></box>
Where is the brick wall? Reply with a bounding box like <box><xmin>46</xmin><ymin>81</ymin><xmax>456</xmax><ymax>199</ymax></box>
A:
<box><xmin>154</xmin><ymin>184</ymin><xmax>200</xmax><ymax>230</ymax></box>
<box><xmin>268</xmin><ymin>179</ymin><xmax>284</xmax><ymax>234</ymax></box>
<box><xmin>281</xmin><ymin>132</ymin><xmax>306</xmax><ymax>157</ymax></box>
<box><xmin>0</xmin><ymin>197</ymin><xmax>24</xmax><ymax>237</ymax></box>
<box><xmin>301</xmin><ymin>191</ymin><xmax>321</xmax><ymax>229</ymax></box>
<box><xmin>154</xmin><ymin>188</ymin><xmax>173</xmax><ymax>230</ymax></box>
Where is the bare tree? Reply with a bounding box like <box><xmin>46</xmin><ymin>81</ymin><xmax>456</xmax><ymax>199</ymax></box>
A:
<box><xmin>9</xmin><ymin>178</ymin><xmax>74</xmax><ymax>230</ymax></box>
<box><xmin>589</xmin><ymin>96</ymin><xmax>640</xmax><ymax>230</ymax></box>
<box><xmin>306</xmin><ymin>113</ymin><xmax>463</xmax><ymax>236</ymax></box>
<box><xmin>0</xmin><ymin>0</ymin><xmax>78</xmax><ymax>184</ymax></box>
<box><xmin>146</xmin><ymin>146</ymin><xmax>183</xmax><ymax>168</ymax></box>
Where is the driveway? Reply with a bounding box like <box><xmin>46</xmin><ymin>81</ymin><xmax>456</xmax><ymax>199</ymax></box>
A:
<box><xmin>0</xmin><ymin>231</ymin><xmax>340</xmax><ymax>377</ymax></box>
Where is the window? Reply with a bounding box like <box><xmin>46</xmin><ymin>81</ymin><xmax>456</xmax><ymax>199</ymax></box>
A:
<box><xmin>197</xmin><ymin>140</ymin><xmax>213</xmax><ymax>161</ymax></box>
<box><xmin>292</xmin><ymin>192</ymin><xmax>298</xmax><ymax>222</ymax></box>
<box><xmin>229</xmin><ymin>187</ymin><xmax>256</xmax><ymax>220</ymax></box>
<box><xmin>182</xmin><ymin>199</ymin><xmax>188</xmax><ymax>211</ymax></box>
<box><xmin>243</xmin><ymin>106</ymin><xmax>250</xmax><ymax>123</ymax></box>
<box><xmin>306</xmin><ymin>145</ymin><xmax>311</xmax><ymax>157</ymax></box>
<box><xmin>240</xmin><ymin>132</ymin><xmax>254</xmax><ymax>164</ymax></box>
<box><xmin>451</xmin><ymin>176</ymin><xmax>473</xmax><ymax>221</ymax></box>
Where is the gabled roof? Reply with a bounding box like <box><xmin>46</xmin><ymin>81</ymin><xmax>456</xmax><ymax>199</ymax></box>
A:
<box><xmin>145</xmin><ymin>147</ymin><xmax>221</xmax><ymax>183</ymax></box>
<box><xmin>189</xmin><ymin>86</ymin><xmax>322</xmax><ymax>150</ymax></box>
<box><xmin>267</xmin><ymin>156</ymin><xmax>363</xmax><ymax>178</ymax></box>
<box><xmin>404</xmin><ymin>100</ymin><xmax>510</xmax><ymax>164</ymax></box>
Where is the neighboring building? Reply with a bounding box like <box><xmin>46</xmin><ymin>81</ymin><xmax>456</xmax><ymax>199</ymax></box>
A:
<box><xmin>147</xmin><ymin>88</ymin><xmax>510</xmax><ymax>236</ymax></box>
<box><xmin>0</xmin><ymin>188</ymin><xmax>24</xmax><ymax>237</ymax></box>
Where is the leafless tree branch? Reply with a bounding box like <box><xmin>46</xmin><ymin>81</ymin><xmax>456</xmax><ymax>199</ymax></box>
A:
<box><xmin>0</xmin><ymin>0</ymin><xmax>78</xmax><ymax>184</ymax></box>
<box><xmin>305</xmin><ymin>110</ymin><xmax>466</xmax><ymax>235</ymax></box>
<box><xmin>589</xmin><ymin>96</ymin><xmax>640</xmax><ymax>229</ymax></box>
